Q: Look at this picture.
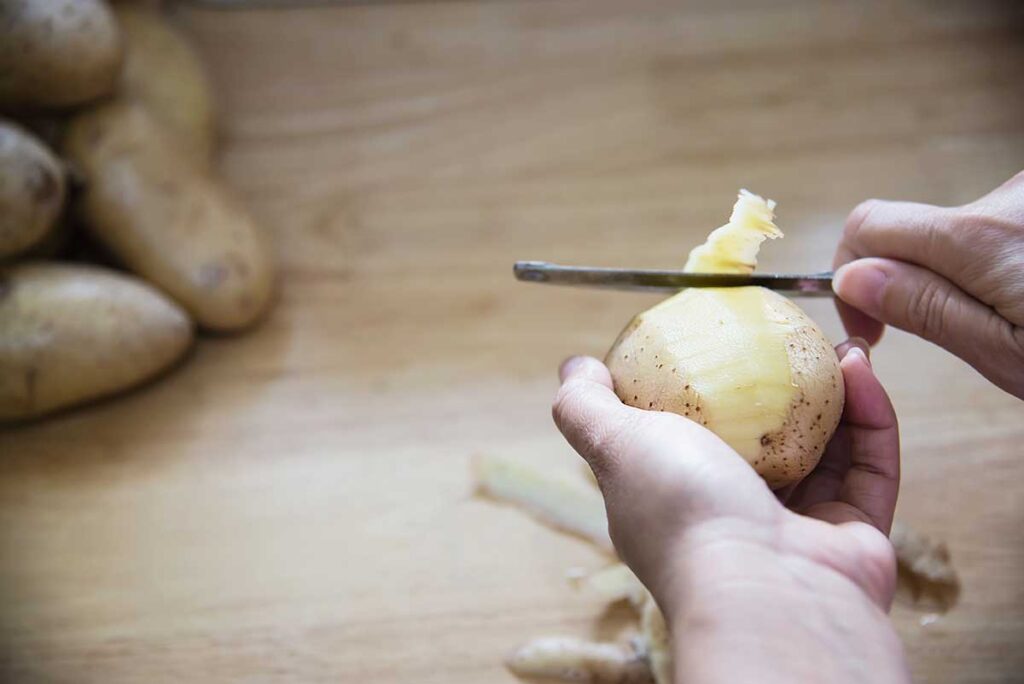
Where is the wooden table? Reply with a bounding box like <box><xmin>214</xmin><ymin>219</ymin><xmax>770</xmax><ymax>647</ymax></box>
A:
<box><xmin>2</xmin><ymin>1</ymin><xmax>1023</xmax><ymax>681</ymax></box>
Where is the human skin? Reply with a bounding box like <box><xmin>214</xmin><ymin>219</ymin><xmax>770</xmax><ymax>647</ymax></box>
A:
<box><xmin>833</xmin><ymin>171</ymin><xmax>1024</xmax><ymax>399</ymax></box>
<box><xmin>552</xmin><ymin>343</ymin><xmax>909</xmax><ymax>684</ymax></box>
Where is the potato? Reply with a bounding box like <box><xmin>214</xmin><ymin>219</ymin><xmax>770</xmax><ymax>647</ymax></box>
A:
<box><xmin>0</xmin><ymin>262</ymin><xmax>193</xmax><ymax>421</ymax></box>
<box><xmin>0</xmin><ymin>0</ymin><xmax>123</xmax><ymax>109</ymax></box>
<box><xmin>0</xmin><ymin>120</ymin><xmax>66</xmax><ymax>259</ymax></box>
<box><xmin>114</xmin><ymin>5</ymin><xmax>216</xmax><ymax>160</ymax></box>
<box><xmin>64</xmin><ymin>102</ymin><xmax>275</xmax><ymax>332</ymax></box>
<box><xmin>606</xmin><ymin>191</ymin><xmax>844</xmax><ymax>488</ymax></box>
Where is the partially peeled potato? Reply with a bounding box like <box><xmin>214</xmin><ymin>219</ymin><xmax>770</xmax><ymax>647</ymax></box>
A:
<box><xmin>606</xmin><ymin>191</ymin><xmax>844</xmax><ymax>488</ymax></box>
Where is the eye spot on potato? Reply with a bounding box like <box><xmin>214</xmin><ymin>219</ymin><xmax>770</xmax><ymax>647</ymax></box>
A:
<box><xmin>27</xmin><ymin>164</ymin><xmax>58</xmax><ymax>204</ymax></box>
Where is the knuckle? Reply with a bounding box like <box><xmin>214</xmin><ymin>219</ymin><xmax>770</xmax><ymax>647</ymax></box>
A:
<box><xmin>843</xmin><ymin>199</ymin><xmax>881</xmax><ymax>242</ymax></box>
<box><xmin>551</xmin><ymin>379</ymin><xmax>589</xmax><ymax>428</ymax></box>
<box><xmin>904</xmin><ymin>277</ymin><xmax>956</xmax><ymax>343</ymax></box>
<box><xmin>552</xmin><ymin>380</ymin><xmax>630</xmax><ymax>462</ymax></box>
<box><xmin>588</xmin><ymin>411</ymin><xmax>640</xmax><ymax>462</ymax></box>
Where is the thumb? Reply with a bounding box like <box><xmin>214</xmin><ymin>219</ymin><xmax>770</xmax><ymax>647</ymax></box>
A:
<box><xmin>552</xmin><ymin>356</ymin><xmax>643</xmax><ymax>481</ymax></box>
<box><xmin>833</xmin><ymin>257</ymin><xmax>1024</xmax><ymax>397</ymax></box>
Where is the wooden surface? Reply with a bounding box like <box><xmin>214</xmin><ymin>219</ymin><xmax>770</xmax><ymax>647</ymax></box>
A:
<box><xmin>3</xmin><ymin>1</ymin><xmax>1024</xmax><ymax>681</ymax></box>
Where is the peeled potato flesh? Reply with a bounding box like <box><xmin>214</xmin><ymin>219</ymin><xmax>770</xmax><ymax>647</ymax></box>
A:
<box><xmin>606</xmin><ymin>191</ymin><xmax>844</xmax><ymax>488</ymax></box>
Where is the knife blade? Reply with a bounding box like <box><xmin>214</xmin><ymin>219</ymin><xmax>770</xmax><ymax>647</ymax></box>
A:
<box><xmin>514</xmin><ymin>261</ymin><xmax>834</xmax><ymax>297</ymax></box>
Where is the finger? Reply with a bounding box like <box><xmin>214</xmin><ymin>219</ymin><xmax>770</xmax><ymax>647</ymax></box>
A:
<box><xmin>552</xmin><ymin>356</ymin><xmax>642</xmax><ymax>479</ymax></box>
<box><xmin>785</xmin><ymin>427</ymin><xmax>849</xmax><ymax>510</ymax></box>
<box><xmin>834</xmin><ymin>347</ymin><xmax>900</xmax><ymax>533</ymax></box>
<box><xmin>836</xmin><ymin>199</ymin><xmax>963</xmax><ymax>288</ymax></box>
<box><xmin>835</xmin><ymin>299</ymin><xmax>885</xmax><ymax>346</ymax></box>
<box><xmin>559</xmin><ymin>355</ymin><xmax>613</xmax><ymax>387</ymax></box>
<box><xmin>834</xmin><ymin>257</ymin><xmax>1024</xmax><ymax>397</ymax></box>
<box><xmin>834</xmin><ymin>337</ymin><xmax>870</xmax><ymax>360</ymax></box>
<box><xmin>837</xmin><ymin>196</ymin><xmax>1022</xmax><ymax>316</ymax></box>
<box><xmin>832</xmin><ymin>209</ymin><xmax>890</xmax><ymax>344</ymax></box>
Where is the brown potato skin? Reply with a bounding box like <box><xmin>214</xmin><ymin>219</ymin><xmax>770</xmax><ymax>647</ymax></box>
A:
<box><xmin>0</xmin><ymin>0</ymin><xmax>123</xmax><ymax>109</ymax></box>
<box><xmin>606</xmin><ymin>290</ymin><xmax>844</xmax><ymax>489</ymax></box>
<box><xmin>754</xmin><ymin>310</ymin><xmax>845</xmax><ymax>488</ymax></box>
<box><xmin>64</xmin><ymin>102</ymin><xmax>275</xmax><ymax>332</ymax></box>
<box><xmin>0</xmin><ymin>262</ymin><xmax>193</xmax><ymax>421</ymax></box>
<box><xmin>115</xmin><ymin>5</ymin><xmax>216</xmax><ymax>161</ymax></box>
<box><xmin>0</xmin><ymin>120</ymin><xmax>66</xmax><ymax>259</ymax></box>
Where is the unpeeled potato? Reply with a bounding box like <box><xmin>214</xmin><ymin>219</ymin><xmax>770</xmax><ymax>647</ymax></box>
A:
<box><xmin>607</xmin><ymin>191</ymin><xmax>844</xmax><ymax>488</ymax></box>
<box><xmin>0</xmin><ymin>262</ymin><xmax>193</xmax><ymax>421</ymax></box>
<box><xmin>0</xmin><ymin>120</ymin><xmax>66</xmax><ymax>259</ymax></box>
<box><xmin>114</xmin><ymin>5</ymin><xmax>216</xmax><ymax>161</ymax></box>
<box><xmin>0</xmin><ymin>0</ymin><xmax>123</xmax><ymax>110</ymax></box>
<box><xmin>64</xmin><ymin>101</ymin><xmax>275</xmax><ymax>332</ymax></box>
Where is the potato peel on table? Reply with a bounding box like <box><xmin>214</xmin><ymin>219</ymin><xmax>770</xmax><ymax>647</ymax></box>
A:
<box><xmin>507</xmin><ymin>637</ymin><xmax>653</xmax><ymax>684</ymax></box>
<box><xmin>891</xmin><ymin>522</ymin><xmax>961</xmax><ymax>613</ymax></box>
<box><xmin>473</xmin><ymin>454</ymin><xmax>671</xmax><ymax>683</ymax></box>
<box><xmin>473</xmin><ymin>454</ymin><xmax>612</xmax><ymax>552</ymax></box>
<box><xmin>475</xmin><ymin>454</ymin><xmax>965</xmax><ymax>684</ymax></box>
<box><xmin>639</xmin><ymin>599</ymin><xmax>671</xmax><ymax>684</ymax></box>
<box><xmin>569</xmin><ymin>563</ymin><xmax>647</xmax><ymax>609</ymax></box>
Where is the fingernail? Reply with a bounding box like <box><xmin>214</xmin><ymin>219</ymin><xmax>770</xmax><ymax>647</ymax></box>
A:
<box><xmin>848</xmin><ymin>336</ymin><xmax>870</xmax><ymax>358</ymax></box>
<box><xmin>833</xmin><ymin>261</ymin><xmax>887</xmax><ymax>316</ymax></box>
<box><xmin>559</xmin><ymin>356</ymin><xmax>586</xmax><ymax>382</ymax></box>
<box><xmin>847</xmin><ymin>346</ymin><xmax>871</xmax><ymax>368</ymax></box>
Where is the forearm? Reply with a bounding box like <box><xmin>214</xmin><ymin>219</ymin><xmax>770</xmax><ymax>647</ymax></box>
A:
<box><xmin>663</xmin><ymin>529</ymin><xmax>909</xmax><ymax>684</ymax></box>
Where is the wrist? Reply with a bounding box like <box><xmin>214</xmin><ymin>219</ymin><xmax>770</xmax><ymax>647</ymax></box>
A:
<box><xmin>657</xmin><ymin>518</ymin><xmax>908</xmax><ymax>684</ymax></box>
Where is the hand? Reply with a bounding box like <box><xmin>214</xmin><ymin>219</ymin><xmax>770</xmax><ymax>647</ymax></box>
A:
<box><xmin>552</xmin><ymin>343</ymin><xmax>907</xmax><ymax>684</ymax></box>
<box><xmin>833</xmin><ymin>170</ymin><xmax>1024</xmax><ymax>399</ymax></box>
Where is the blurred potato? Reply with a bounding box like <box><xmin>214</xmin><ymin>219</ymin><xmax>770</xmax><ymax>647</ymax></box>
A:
<box><xmin>115</xmin><ymin>5</ymin><xmax>216</xmax><ymax>161</ymax></box>
<box><xmin>0</xmin><ymin>119</ymin><xmax>66</xmax><ymax>259</ymax></box>
<box><xmin>0</xmin><ymin>0</ymin><xmax>123</xmax><ymax>110</ymax></box>
<box><xmin>64</xmin><ymin>102</ymin><xmax>275</xmax><ymax>332</ymax></box>
<box><xmin>0</xmin><ymin>262</ymin><xmax>193</xmax><ymax>421</ymax></box>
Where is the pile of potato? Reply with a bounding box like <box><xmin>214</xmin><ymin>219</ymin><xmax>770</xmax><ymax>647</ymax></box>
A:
<box><xmin>0</xmin><ymin>0</ymin><xmax>275</xmax><ymax>421</ymax></box>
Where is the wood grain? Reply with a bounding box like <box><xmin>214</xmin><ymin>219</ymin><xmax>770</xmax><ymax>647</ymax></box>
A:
<box><xmin>2</xmin><ymin>0</ymin><xmax>1024</xmax><ymax>681</ymax></box>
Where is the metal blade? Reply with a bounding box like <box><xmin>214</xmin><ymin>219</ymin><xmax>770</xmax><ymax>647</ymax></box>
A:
<box><xmin>514</xmin><ymin>261</ymin><xmax>834</xmax><ymax>297</ymax></box>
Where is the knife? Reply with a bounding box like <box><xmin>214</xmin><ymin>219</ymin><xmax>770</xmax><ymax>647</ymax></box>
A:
<box><xmin>514</xmin><ymin>261</ymin><xmax>835</xmax><ymax>297</ymax></box>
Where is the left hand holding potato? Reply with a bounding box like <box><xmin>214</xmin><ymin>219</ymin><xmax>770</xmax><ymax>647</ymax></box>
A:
<box><xmin>553</xmin><ymin>344</ymin><xmax>908</xmax><ymax>684</ymax></box>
